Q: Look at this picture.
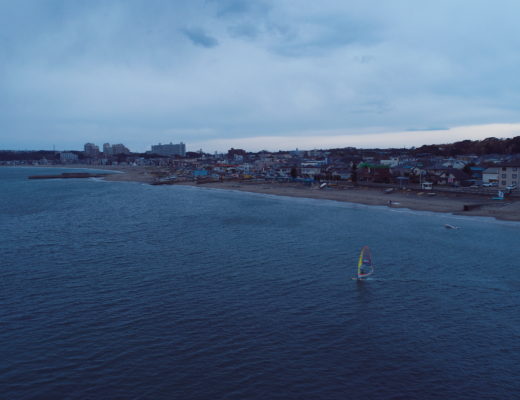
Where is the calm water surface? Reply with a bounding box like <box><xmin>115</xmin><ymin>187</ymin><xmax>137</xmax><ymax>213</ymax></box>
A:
<box><xmin>1</xmin><ymin>167</ymin><xmax>519</xmax><ymax>399</ymax></box>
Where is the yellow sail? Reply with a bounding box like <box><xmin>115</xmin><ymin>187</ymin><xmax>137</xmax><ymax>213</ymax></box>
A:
<box><xmin>357</xmin><ymin>246</ymin><xmax>373</xmax><ymax>279</ymax></box>
<box><xmin>357</xmin><ymin>248</ymin><xmax>365</xmax><ymax>276</ymax></box>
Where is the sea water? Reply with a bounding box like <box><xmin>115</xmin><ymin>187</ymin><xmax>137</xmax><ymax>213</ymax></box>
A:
<box><xmin>1</xmin><ymin>167</ymin><xmax>519</xmax><ymax>399</ymax></box>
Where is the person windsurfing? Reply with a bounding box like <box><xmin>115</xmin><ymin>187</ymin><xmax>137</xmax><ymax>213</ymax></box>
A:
<box><xmin>354</xmin><ymin>246</ymin><xmax>374</xmax><ymax>280</ymax></box>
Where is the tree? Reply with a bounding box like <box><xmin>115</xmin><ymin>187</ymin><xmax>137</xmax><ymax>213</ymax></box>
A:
<box><xmin>351</xmin><ymin>162</ymin><xmax>357</xmax><ymax>184</ymax></box>
<box><xmin>463</xmin><ymin>162</ymin><xmax>475</xmax><ymax>175</ymax></box>
<box><xmin>290</xmin><ymin>167</ymin><xmax>298</xmax><ymax>179</ymax></box>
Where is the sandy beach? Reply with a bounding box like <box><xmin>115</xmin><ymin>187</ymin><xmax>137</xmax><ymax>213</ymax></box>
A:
<box><xmin>188</xmin><ymin>180</ymin><xmax>520</xmax><ymax>222</ymax></box>
<box><xmin>16</xmin><ymin>164</ymin><xmax>520</xmax><ymax>222</ymax></box>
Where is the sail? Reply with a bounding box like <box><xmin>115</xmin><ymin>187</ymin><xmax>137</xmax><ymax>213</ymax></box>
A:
<box><xmin>357</xmin><ymin>246</ymin><xmax>374</xmax><ymax>279</ymax></box>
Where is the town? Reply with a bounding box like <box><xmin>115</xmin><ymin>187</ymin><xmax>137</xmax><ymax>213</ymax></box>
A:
<box><xmin>1</xmin><ymin>137</ymin><xmax>520</xmax><ymax>193</ymax></box>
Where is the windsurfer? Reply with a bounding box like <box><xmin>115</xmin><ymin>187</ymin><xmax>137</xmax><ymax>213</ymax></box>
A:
<box><xmin>355</xmin><ymin>246</ymin><xmax>374</xmax><ymax>280</ymax></box>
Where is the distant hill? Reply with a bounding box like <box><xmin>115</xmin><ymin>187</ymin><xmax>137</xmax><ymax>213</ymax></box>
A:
<box><xmin>412</xmin><ymin>136</ymin><xmax>520</xmax><ymax>156</ymax></box>
<box><xmin>0</xmin><ymin>150</ymin><xmax>62</xmax><ymax>161</ymax></box>
<box><xmin>327</xmin><ymin>136</ymin><xmax>520</xmax><ymax>158</ymax></box>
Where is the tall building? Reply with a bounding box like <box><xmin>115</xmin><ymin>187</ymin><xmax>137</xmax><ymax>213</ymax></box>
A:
<box><xmin>84</xmin><ymin>143</ymin><xmax>100</xmax><ymax>157</ymax></box>
<box><xmin>111</xmin><ymin>144</ymin><xmax>130</xmax><ymax>155</ymax></box>
<box><xmin>150</xmin><ymin>142</ymin><xmax>186</xmax><ymax>157</ymax></box>
<box><xmin>103</xmin><ymin>143</ymin><xmax>113</xmax><ymax>155</ymax></box>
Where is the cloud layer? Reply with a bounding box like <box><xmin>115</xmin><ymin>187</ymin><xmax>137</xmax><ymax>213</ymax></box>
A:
<box><xmin>2</xmin><ymin>0</ymin><xmax>520</xmax><ymax>152</ymax></box>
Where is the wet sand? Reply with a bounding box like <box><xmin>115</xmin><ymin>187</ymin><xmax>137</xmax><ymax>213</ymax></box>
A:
<box><xmin>187</xmin><ymin>181</ymin><xmax>520</xmax><ymax>222</ymax></box>
<box><xmin>16</xmin><ymin>164</ymin><xmax>520</xmax><ymax>221</ymax></box>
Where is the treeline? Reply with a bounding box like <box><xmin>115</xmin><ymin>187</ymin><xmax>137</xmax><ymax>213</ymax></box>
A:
<box><xmin>327</xmin><ymin>136</ymin><xmax>520</xmax><ymax>158</ymax></box>
<box><xmin>0</xmin><ymin>151</ymin><xmax>66</xmax><ymax>161</ymax></box>
<box><xmin>412</xmin><ymin>136</ymin><xmax>520</xmax><ymax>156</ymax></box>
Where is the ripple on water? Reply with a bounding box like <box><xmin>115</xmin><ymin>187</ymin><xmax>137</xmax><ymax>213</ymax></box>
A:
<box><xmin>1</xmin><ymin>169</ymin><xmax>519</xmax><ymax>399</ymax></box>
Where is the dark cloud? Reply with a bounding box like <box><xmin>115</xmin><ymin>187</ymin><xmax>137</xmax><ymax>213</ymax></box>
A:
<box><xmin>181</xmin><ymin>27</ymin><xmax>219</xmax><ymax>48</ymax></box>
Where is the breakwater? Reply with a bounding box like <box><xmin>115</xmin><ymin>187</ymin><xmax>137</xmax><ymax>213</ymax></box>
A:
<box><xmin>28</xmin><ymin>172</ymin><xmax>108</xmax><ymax>179</ymax></box>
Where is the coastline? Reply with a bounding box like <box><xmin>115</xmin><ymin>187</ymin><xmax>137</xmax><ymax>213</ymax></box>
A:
<box><xmin>12</xmin><ymin>164</ymin><xmax>520</xmax><ymax>222</ymax></box>
<box><xmin>181</xmin><ymin>180</ymin><xmax>520</xmax><ymax>222</ymax></box>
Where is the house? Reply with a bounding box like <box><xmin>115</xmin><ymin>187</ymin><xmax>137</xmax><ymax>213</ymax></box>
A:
<box><xmin>482</xmin><ymin>167</ymin><xmax>499</xmax><ymax>184</ymax></box>
<box><xmin>330</xmin><ymin>168</ymin><xmax>352</xmax><ymax>180</ymax></box>
<box><xmin>436</xmin><ymin>168</ymin><xmax>471</xmax><ymax>186</ymax></box>
<box><xmin>300</xmin><ymin>162</ymin><xmax>322</xmax><ymax>178</ymax></box>
<box><xmin>468</xmin><ymin>166</ymin><xmax>485</xmax><ymax>181</ymax></box>
<box><xmin>357</xmin><ymin>163</ymin><xmax>392</xmax><ymax>183</ymax></box>
<box><xmin>380</xmin><ymin>157</ymin><xmax>400</xmax><ymax>167</ymax></box>
<box><xmin>441</xmin><ymin>158</ymin><xmax>466</xmax><ymax>169</ymax></box>
<box><xmin>390</xmin><ymin>166</ymin><xmax>413</xmax><ymax>178</ymax></box>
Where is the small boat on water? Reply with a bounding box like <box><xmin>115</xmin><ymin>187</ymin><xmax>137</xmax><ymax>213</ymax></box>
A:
<box><xmin>353</xmin><ymin>245</ymin><xmax>374</xmax><ymax>280</ymax></box>
<box><xmin>444</xmin><ymin>224</ymin><xmax>460</xmax><ymax>230</ymax></box>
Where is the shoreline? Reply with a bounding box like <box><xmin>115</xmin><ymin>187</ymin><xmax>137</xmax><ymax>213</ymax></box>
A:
<box><xmin>181</xmin><ymin>181</ymin><xmax>520</xmax><ymax>222</ymax></box>
<box><xmin>11</xmin><ymin>164</ymin><xmax>520</xmax><ymax>222</ymax></box>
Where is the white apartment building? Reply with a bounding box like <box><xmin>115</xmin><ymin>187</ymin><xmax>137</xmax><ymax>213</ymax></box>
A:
<box><xmin>497</xmin><ymin>164</ymin><xmax>520</xmax><ymax>188</ymax></box>
<box><xmin>151</xmin><ymin>142</ymin><xmax>186</xmax><ymax>157</ymax></box>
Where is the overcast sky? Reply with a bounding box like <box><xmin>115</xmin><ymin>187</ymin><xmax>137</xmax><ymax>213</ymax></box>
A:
<box><xmin>2</xmin><ymin>0</ymin><xmax>520</xmax><ymax>152</ymax></box>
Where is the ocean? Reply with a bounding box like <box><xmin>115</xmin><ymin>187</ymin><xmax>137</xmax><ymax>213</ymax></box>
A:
<box><xmin>1</xmin><ymin>167</ymin><xmax>519</xmax><ymax>399</ymax></box>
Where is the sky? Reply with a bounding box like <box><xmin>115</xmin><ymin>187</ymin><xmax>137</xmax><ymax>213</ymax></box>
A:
<box><xmin>1</xmin><ymin>0</ymin><xmax>520</xmax><ymax>153</ymax></box>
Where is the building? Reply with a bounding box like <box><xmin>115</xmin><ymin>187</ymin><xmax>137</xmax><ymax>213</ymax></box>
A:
<box><xmin>482</xmin><ymin>167</ymin><xmax>499</xmax><ymax>184</ymax></box>
<box><xmin>441</xmin><ymin>158</ymin><xmax>466</xmax><ymax>169</ymax></box>
<box><xmin>227</xmin><ymin>148</ymin><xmax>247</xmax><ymax>159</ymax></box>
<box><xmin>111</xmin><ymin>144</ymin><xmax>130</xmax><ymax>155</ymax></box>
<box><xmin>84</xmin><ymin>143</ymin><xmax>100</xmax><ymax>157</ymax></box>
<box><xmin>380</xmin><ymin>157</ymin><xmax>400</xmax><ymax>167</ymax></box>
<box><xmin>60</xmin><ymin>152</ymin><xmax>79</xmax><ymax>163</ymax></box>
<box><xmin>151</xmin><ymin>142</ymin><xmax>186</xmax><ymax>157</ymax></box>
<box><xmin>103</xmin><ymin>143</ymin><xmax>113</xmax><ymax>155</ymax></box>
<box><xmin>300</xmin><ymin>162</ymin><xmax>322</xmax><ymax>178</ymax></box>
<box><xmin>497</xmin><ymin>164</ymin><xmax>520</xmax><ymax>188</ymax></box>
<box><xmin>357</xmin><ymin>163</ymin><xmax>392</xmax><ymax>183</ymax></box>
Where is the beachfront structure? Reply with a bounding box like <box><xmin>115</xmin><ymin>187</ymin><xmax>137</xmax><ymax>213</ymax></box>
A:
<box><xmin>151</xmin><ymin>142</ymin><xmax>186</xmax><ymax>157</ymax></box>
<box><xmin>300</xmin><ymin>162</ymin><xmax>322</xmax><ymax>178</ymax></box>
<box><xmin>497</xmin><ymin>164</ymin><xmax>520</xmax><ymax>188</ymax></box>
<box><xmin>84</xmin><ymin>143</ymin><xmax>100</xmax><ymax>157</ymax></box>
